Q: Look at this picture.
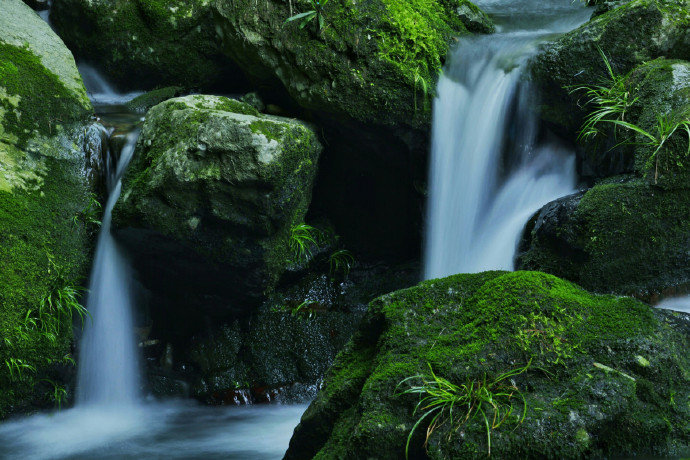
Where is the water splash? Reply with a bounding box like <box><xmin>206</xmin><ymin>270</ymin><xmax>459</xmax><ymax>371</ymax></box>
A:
<box><xmin>76</xmin><ymin>130</ymin><xmax>140</xmax><ymax>407</ymax></box>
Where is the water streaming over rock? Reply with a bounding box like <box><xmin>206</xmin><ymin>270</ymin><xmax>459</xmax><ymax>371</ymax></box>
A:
<box><xmin>424</xmin><ymin>1</ymin><xmax>590</xmax><ymax>279</ymax></box>
<box><xmin>76</xmin><ymin>130</ymin><xmax>140</xmax><ymax>407</ymax></box>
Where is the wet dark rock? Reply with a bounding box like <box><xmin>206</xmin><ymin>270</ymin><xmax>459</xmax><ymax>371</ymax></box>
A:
<box><xmin>50</xmin><ymin>0</ymin><xmax>246</xmax><ymax>91</ymax></box>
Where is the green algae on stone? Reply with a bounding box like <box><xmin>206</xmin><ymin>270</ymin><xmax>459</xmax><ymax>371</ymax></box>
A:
<box><xmin>112</xmin><ymin>95</ymin><xmax>322</xmax><ymax>310</ymax></box>
<box><xmin>0</xmin><ymin>0</ymin><xmax>94</xmax><ymax>418</ymax></box>
<box><xmin>285</xmin><ymin>271</ymin><xmax>690</xmax><ymax>459</ymax></box>
<box><xmin>213</xmin><ymin>0</ymin><xmax>492</xmax><ymax>129</ymax></box>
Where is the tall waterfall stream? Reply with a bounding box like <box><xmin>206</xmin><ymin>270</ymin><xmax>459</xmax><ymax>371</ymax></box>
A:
<box><xmin>424</xmin><ymin>0</ymin><xmax>590</xmax><ymax>278</ymax></box>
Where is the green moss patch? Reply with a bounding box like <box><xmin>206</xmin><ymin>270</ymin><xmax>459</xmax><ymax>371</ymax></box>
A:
<box><xmin>0</xmin><ymin>43</ymin><xmax>90</xmax><ymax>148</ymax></box>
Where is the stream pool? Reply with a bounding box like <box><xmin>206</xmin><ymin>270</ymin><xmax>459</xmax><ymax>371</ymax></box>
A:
<box><xmin>0</xmin><ymin>402</ymin><xmax>306</xmax><ymax>459</ymax></box>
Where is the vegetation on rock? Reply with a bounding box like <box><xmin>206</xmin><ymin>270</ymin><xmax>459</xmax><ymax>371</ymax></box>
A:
<box><xmin>285</xmin><ymin>271</ymin><xmax>690</xmax><ymax>459</ymax></box>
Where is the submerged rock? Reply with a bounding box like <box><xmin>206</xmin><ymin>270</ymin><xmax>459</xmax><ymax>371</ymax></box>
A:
<box><xmin>213</xmin><ymin>0</ymin><xmax>492</xmax><ymax>129</ymax></box>
<box><xmin>0</xmin><ymin>0</ymin><xmax>96</xmax><ymax>417</ymax></box>
<box><xmin>517</xmin><ymin>179</ymin><xmax>690</xmax><ymax>300</ymax></box>
<box><xmin>285</xmin><ymin>271</ymin><xmax>690</xmax><ymax>459</ymax></box>
<box><xmin>50</xmin><ymin>0</ymin><xmax>245</xmax><ymax>91</ymax></box>
<box><xmin>112</xmin><ymin>95</ymin><xmax>322</xmax><ymax>313</ymax></box>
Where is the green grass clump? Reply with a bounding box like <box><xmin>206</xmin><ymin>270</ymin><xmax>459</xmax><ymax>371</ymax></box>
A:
<box><xmin>569</xmin><ymin>48</ymin><xmax>690</xmax><ymax>183</ymax></box>
<box><xmin>399</xmin><ymin>361</ymin><xmax>529</xmax><ymax>458</ymax></box>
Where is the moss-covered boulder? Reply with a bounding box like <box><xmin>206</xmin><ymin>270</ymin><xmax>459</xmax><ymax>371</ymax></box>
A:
<box><xmin>112</xmin><ymin>95</ymin><xmax>322</xmax><ymax>313</ymax></box>
<box><xmin>50</xmin><ymin>0</ymin><xmax>244</xmax><ymax>91</ymax></box>
<box><xmin>626</xmin><ymin>59</ymin><xmax>690</xmax><ymax>189</ymax></box>
<box><xmin>0</xmin><ymin>0</ymin><xmax>95</xmax><ymax>417</ymax></box>
<box><xmin>213</xmin><ymin>0</ymin><xmax>492</xmax><ymax>129</ymax></box>
<box><xmin>516</xmin><ymin>179</ymin><xmax>690</xmax><ymax>300</ymax></box>
<box><xmin>529</xmin><ymin>0</ymin><xmax>690</xmax><ymax>179</ymax></box>
<box><xmin>285</xmin><ymin>271</ymin><xmax>690</xmax><ymax>459</ymax></box>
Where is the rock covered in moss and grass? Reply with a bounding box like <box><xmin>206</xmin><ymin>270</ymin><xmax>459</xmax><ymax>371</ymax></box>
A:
<box><xmin>626</xmin><ymin>59</ymin><xmax>690</xmax><ymax>189</ymax></box>
<box><xmin>529</xmin><ymin>0</ymin><xmax>690</xmax><ymax>179</ymax></box>
<box><xmin>50</xmin><ymin>0</ymin><xmax>245</xmax><ymax>91</ymax></box>
<box><xmin>285</xmin><ymin>271</ymin><xmax>690</xmax><ymax>459</ymax></box>
<box><xmin>112</xmin><ymin>95</ymin><xmax>322</xmax><ymax>313</ymax></box>
<box><xmin>213</xmin><ymin>0</ymin><xmax>493</xmax><ymax>130</ymax></box>
<box><xmin>0</xmin><ymin>0</ymin><xmax>96</xmax><ymax>417</ymax></box>
<box><xmin>516</xmin><ymin>178</ymin><xmax>690</xmax><ymax>300</ymax></box>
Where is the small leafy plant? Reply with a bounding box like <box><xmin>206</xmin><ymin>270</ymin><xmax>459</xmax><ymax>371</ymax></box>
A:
<box><xmin>328</xmin><ymin>249</ymin><xmax>354</xmax><ymax>277</ymax></box>
<box><xmin>42</xmin><ymin>379</ymin><xmax>68</xmax><ymax>410</ymax></box>
<box><xmin>290</xmin><ymin>223</ymin><xmax>322</xmax><ymax>262</ymax></box>
<box><xmin>5</xmin><ymin>358</ymin><xmax>36</xmax><ymax>382</ymax></box>
<box><xmin>569</xmin><ymin>47</ymin><xmax>638</xmax><ymax>141</ymax></box>
<box><xmin>398</xmin><ymin>361</ymin><xmax>530</xmax><ymax>458</ymax></box>
<box><xmin>285</xmin><ymin>0</ymin><xmax>329</xmax><ymax>32</ymax></box>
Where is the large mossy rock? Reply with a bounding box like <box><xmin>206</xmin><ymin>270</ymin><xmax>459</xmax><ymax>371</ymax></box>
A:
<box><xmin>50</xmin><ymin>0</ymin><xmax>243</xmax><ymax>91</ymax></box>
<box><xmin>213</xmin><ymin>0</ymin><xmax>492</xmax><ymax>129</ymax></box>
<box><xmin>285</xmin><ymin>271</ymin><xmax>690</xmax><ymax>459</ymax></box>
<box><xmin>516</xmin><ymin>179</ymin><xmax>690</xmax><ymax>300</ymax></box>
<box><xmin>112</xmin><ymin>95</ymin><xmax>322</xmax><ymax>313</ymax></box>
<box><xmin>0</xmin><ymin>0</ymin><xmax>95</xmax><ymax>417</ymax></box>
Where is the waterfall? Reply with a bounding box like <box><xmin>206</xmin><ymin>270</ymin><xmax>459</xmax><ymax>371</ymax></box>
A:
<box><xmin>78</xmin><ymin>64</ymin><xmax>143</xmax><ymax>106</ymax></box>
<box><xmin>77</xmin><ymin>130</ymin><xmax>141</xmax><ymax>407</ymax></box>
<box><xmin>424</xmin><ymin>4</ymin><xmax>589</xmax><ymax>280</ymax></box>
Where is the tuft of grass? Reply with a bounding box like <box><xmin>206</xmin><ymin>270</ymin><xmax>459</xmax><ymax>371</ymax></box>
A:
<box><xmin>4</xmin><ymin>358</ymin><xmax>36</xmax><ymax>382</ymax></box>
<box><xmin>289</xmin><ymin>223</ymin><xmax>323</xmax><ymax>263</ymax></box>
<box><xmin>568</xmin><ymin>47</ymin><xmax>638</xmax><ymax>142</ymax></box>
<box><xmin>42</xmin><ymin>379</ymin><xmax>68</xmax><ymax>410</ymax></box>
<box><xmin>329</xmin><ymin>249</ymin><xmax>354</xmax><ymax>278</ymax></box>
<box><xmin>398</xmin><ymin>361</ymin><xmax>530</xmax><ymax>458</ymax></box>
<box><xmin>568</xmin><ymin>48</ymin><xmax>690</xmax><ymax>183</ymax></box>
<box><xmin>610</xmin><ymin>115</ymin><xmax>690</xmax><ymax>183</ymax></box>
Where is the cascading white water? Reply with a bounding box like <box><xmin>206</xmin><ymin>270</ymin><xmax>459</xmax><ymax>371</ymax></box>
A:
<box><xmin>78</xmin><ymin>64</ymin><xmax>143</xmax><ymax>106</ymax></box>
<box><xmin>424</xmin><ymin>2</ymin><xmax>590</xmax><ymax>279</ymax></box>
<box><xmin>76</xmin><ymin>131</ymin><xmax>140</xmax><ymax>407</ymax></box>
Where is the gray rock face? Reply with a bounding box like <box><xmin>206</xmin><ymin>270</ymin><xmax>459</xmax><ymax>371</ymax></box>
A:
<box><xmin>113</xmin><ymin>95</ymin><xmax>322</xmax><ymax>313</ymax></box>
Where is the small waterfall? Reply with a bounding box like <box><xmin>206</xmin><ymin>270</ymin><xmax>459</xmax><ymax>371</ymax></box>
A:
<box><xmin>77</xmin><ymin>130</ymin><xmax>141</xmax><ymax>407</ymax></box>
<box><xmin>424</xmin><ymin>6</ymin><xmax>588</xmax><ymax>279</ymax></box>
<box><xmin>78</xmin><ymin>64</ymin><xmax>142</xmax><ymax>106</ymax></box>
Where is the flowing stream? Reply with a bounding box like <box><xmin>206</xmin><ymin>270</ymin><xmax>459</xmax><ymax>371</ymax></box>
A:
<box><xmin>0</xmin><ymin>69</ymin><xmax>305</xmax><ymax>460</ymax></box>
<box><xmin>424</xmin><ymin>0</ymin><xmax>590</xmax><ymax>279</ymax></box>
